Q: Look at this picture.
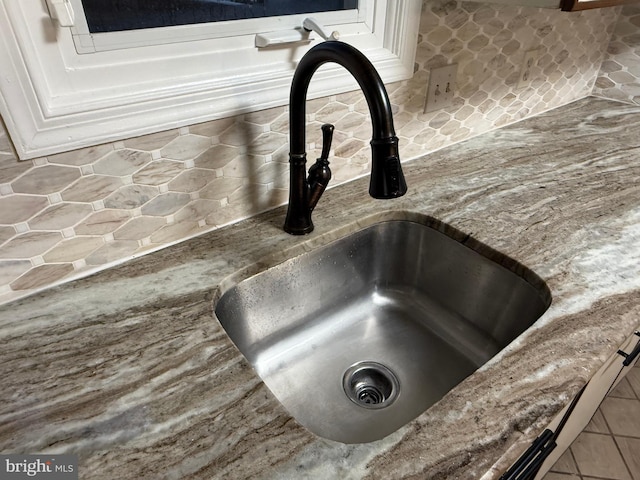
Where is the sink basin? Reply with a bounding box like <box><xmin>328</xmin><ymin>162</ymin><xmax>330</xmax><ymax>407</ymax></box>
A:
<box><xmin>214</xmin><ymin>219</ymin><xmax>551</xmax><ymax>443</ymax></box>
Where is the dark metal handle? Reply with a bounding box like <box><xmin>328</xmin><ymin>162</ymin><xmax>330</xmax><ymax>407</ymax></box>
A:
<box><xmin>618</xmin><ymin>331</ymin><xmax>640</xmax><ymax>367</ymax></box>
<box><xmin>320</xmin><ymin>123</ymin><xmax>334</xmax><ymax>161</ymax></box>
<box><xmin>500</xmin><ymin>430</ymin><xmax>553</xmax><ymax>480</ymax></box>
<box><xmin>519</xmin><ymin>440</ymin><xmax>557</xmax><ymax>480</ymax></box>
<box><xmin>307</xmin><ymin>124</ymin><xmax>333</xmax><ymax>212</ymax></box>
<box><xmin>500</xmin><ymin>383</ymin><xmax>586</xmax><ymax>480</ymax></box>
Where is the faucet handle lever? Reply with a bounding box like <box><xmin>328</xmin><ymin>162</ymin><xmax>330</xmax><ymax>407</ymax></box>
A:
<box><xmin>303</xmin><ymin>17</ymin><xmax>340</xmax><ymax>42</ymax></box>
<box><xmin>320</xmin><ymin>123</ymin><xmax>334</xmax><ymax>161</ymax></box>
<box><xmin>307</xmin><ymin>123</ymin><xmax>334</xmax><ymax>212</ymax></box>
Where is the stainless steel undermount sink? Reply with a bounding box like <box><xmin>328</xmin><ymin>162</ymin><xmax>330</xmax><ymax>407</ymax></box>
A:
<box><xmin>214</xmin><ymin>219</ymin><xmax>551</xmax><ymax>444</ymax></box>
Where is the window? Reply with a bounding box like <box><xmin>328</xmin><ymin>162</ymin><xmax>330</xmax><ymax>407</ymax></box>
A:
<box><xmin>69</xmin><ymin>0</ymin><xmax>365</xmax><ymax>52</ymax></box>
<box><xmin>0</xmin><ymin>0</ymin><xmax>421</xmax><ymax>159</ymax></box>
<box><xmin>81</xmin><ymin>0</ymin><xmax>359</xmax><ymax>33</ymax></box>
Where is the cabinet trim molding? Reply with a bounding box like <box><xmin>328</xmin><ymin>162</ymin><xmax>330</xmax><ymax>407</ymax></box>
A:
<box><xmin>562</xmin><ymin>0</ymin><xmax>640</xmax><ymax>10</ymax></box>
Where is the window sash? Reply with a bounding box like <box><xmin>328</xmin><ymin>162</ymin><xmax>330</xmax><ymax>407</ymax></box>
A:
<box><xmin>69</xmin><ymin>0</ymin><xmax>366</xmax><ymax>53</ymax></box>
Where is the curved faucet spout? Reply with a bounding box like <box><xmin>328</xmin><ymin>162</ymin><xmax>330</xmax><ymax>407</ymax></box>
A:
<box><xmin>290</xmin><ymin>41</ymin><xmax>396</xmax><ymax>153</ymax></box>
<box><xmin>284</xmin><ymin>41</ymin><xmax>407</xmax><ymax>235</ymax></box>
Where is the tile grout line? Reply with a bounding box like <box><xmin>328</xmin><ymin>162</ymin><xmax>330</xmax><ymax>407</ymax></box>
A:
<box><xmin>600</xmin><ymin>395</ymin><xmax>637</xmax><ymax>480</ymax></box>
<box><xmin>577</xmin><ymin>430</ymin><xmax>640</xmax><ymax>441</ymax></box>
<box><xmin>585</xmin><ymin>477</ymin><xmax>633</xmax><ymax>480</ymax></box>
<box><xmin>612</xmin><ymin>435</ymin><xmax>638</xmax><ymax>480</ymax></box>
<box><xmin>620</xmin><ymin>361</ymin><xmax>640</xmax><ymax>479</ymax></box>
<box><xmin>568</xmin><ymin>444</ymin><xmax>585</xmax><ymax>480</ymax></box>
<box><xmin>545</xmin><ymin>360</ymin><xmax>640</xmax><ymax>479</ymax></box>
<box><xmin>612</xmin><ymin>432</ymin><xmax>640</xmax><ymax>440</ymax></box>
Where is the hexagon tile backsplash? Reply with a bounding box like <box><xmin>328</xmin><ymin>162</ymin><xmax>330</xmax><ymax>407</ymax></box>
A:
<box><xmin>593</xmin><ymin>4</ymin><xmax>640</xmax><ymax>105</ymax></box>
<box><xmin>0</xmin><ymin>1</ymin><xmax>628</xmax><ymax>304</ymax></box>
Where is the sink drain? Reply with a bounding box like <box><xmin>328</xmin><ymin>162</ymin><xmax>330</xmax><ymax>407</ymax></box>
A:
<box><xmin>343</xmin><ymin>361</ymin><xmax>399</xmax><ymax>409</ymax></box>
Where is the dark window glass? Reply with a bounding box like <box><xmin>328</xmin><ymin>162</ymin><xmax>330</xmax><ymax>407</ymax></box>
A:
<box><xmin>81</xmin><ymin>0</ymin><xmax>358</xmax><ymax>34</ymax></box>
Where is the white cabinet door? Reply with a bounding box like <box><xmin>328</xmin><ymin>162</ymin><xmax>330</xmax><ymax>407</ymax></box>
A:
<box><xmin>533</xmin><ymin>330</ymin><xmax>640</xmax><ymax>479</ymax></box>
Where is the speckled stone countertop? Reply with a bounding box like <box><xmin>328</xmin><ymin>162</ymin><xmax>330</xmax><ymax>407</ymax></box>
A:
<box><xmin>1</xmin><ymin>97</ymin><xmax>640</xmax><ymax>479</ymax></box>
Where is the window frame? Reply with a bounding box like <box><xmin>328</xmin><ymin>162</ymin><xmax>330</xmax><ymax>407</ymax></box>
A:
<box><xmin>0</xmin><ymin>0</ymin><xmax>421</xmax><ymax>159</ymax></box>
<box><xmin>70</xmin><ymin>1</ymin><xmax>365</xmax><ymax>52</ymax></box>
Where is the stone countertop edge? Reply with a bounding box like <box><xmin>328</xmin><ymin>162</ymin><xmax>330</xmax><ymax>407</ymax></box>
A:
<box><xmin>1</xmin><ymin>96</ymin><xmax>640</xmax><ymax>480</ymax></box>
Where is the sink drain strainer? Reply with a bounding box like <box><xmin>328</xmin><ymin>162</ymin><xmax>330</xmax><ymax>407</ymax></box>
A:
<box><xmin>343</xmin><ymin>361</ymin><xmax>399</xmax><ymax>409</ymax></box>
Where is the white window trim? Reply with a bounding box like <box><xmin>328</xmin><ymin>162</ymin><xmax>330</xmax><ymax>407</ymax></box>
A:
<box><xmin>0</xmin><ymin>0</ymin><xmax>421</xmax><ymax>160</ymax></box>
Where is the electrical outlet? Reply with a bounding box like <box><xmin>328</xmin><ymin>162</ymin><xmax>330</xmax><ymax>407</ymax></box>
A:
<box><xmin>517</xmin><ymin>49</ymin><xmax>541</xmax><ymax>90</ymax></box>
<box><xmin>424</xmin><ymin>64</ymin><xmax>457</xmax><ymax>113</ymax></box>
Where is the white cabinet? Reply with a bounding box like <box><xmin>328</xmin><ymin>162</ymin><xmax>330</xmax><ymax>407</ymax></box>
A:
<box><xmin>500</xmin><ymin>329</ymin><xmax>640</xmax><ymax>479</ymax></box>
<box><xmin>532</xmin><ymin>330</ymin><xmax>640</xmax><ymax>479</ymax></box>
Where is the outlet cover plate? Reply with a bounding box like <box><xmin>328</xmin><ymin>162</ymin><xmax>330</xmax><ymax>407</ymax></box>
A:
<box><xmin>424</xmin><ymin>63</ymin><xmax>457</xmax><ymax>113</ymax></box>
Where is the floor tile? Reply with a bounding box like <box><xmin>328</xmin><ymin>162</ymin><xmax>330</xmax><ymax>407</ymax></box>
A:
<box><xmin>543</xmin><ymin>473</ymin><xmax>581</xmax><ymax>480</ymax></box>
<box><xmin>570</xmin><ymin>432</ymin><xmax>631</xmax><ymax>480</ymax></box>
<box><xmin>616</xmin><ymin>437</ymin><xmax>640</xmax><ymax>480</ymax></box>
<box><xmin>600</xmin><ymin>397</ymin><xmax>640</xmax><ymax>437</ymax></box>
<box><xmin>584</xmin><ymin>409</ymin><xmax>610</xmax><ymax>434</ymax></box>
<box><xmin>551</xmin><ymin>448</ymin><xmax>579</xmax><ymax>474</ymax></box>
<box><xmin>626</xmin><ymin>367</ymin><xmax>640</xmax><ymax>399</ymax></box>
<box><xmin>545</xmin><ymin>361</ymin><xmax>640</xmax><ymax>480</ymax></box>
<box><xmin>610</xmin><ymin>378</ymin><xmax>639</xmax><ymax>399</ymax></box>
